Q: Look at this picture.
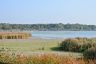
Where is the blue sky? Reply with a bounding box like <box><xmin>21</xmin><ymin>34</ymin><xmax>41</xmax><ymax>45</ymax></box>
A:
<box><xmin>0</xmin><ymin>0</ymin><xmax>96</xmax><ymax>24</ymax></box>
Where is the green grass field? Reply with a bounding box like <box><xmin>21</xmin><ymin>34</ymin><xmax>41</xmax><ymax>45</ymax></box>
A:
<box><xmin>0</xmin><ymin>38</ymin><xmax>61</xmax><ymax>51</ymax></box>
<box><xmin>0</xmin><ymin>38</ymin><xmax>82</xmax><ymax>57</ymax></box>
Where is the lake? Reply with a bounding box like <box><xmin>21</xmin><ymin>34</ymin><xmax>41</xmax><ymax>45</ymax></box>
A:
<box><xmin>32</xmin><ymin>31</ymin><xmax>96</xmax><ymax>39</ymax></box>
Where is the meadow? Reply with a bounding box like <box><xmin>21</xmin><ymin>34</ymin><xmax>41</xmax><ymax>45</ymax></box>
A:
<box><xmin>0</xmin><ymin>37</ymin><xmax>96</xmax><ymax>64</ymax></box>
<box><xmin>0</xmin><ymin>38</ymin><xmax>81</xmax><ymax>57</ymax></box>
<box><xmin>0</xmin><ymin>38</ymin><xmax>61</xmax><ymax>51</ymax></box>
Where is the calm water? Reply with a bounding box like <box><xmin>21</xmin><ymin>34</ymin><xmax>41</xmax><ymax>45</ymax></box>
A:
<box><xmin>32</xmin><ymin>31</ymin><xmax>96</xmax><ymax>39</ymax></box>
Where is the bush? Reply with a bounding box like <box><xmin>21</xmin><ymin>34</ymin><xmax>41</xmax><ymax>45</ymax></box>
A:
<box><xmin>80</xmin><ymin>42</ymin><xmax>96</xmax><ymax>52</ymax></box>
<box><xmin>60</xmin><ymin>38</ymin><xmax>96</xmax><ymax>52</ymax></box>
<box><xmin>83</xmin><ymin>47</ymin><xmax>96</xmax><ymax>59</ymax></box>
<box><xmin>60</xmin><ymin>38</ymin><xmax>81</xmax><ymax>52</ymax></box>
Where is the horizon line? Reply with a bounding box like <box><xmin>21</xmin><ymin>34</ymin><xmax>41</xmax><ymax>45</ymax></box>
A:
<box><xmin>0</xmin><ymin>22</ymin><xmax>96</xmax><ymax>25</ymax></box>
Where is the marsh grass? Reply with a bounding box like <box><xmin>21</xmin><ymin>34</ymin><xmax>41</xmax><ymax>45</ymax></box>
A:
<box><xmin>0</xmin><ymin>39</ymin><xmax>60</xmax><ymax>51</ymax></box>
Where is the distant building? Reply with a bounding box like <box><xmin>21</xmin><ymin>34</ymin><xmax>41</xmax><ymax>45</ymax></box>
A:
<box><xmin>0</xmin><ymin>32</ymin><xmax>32</xmax><ymax>39</ymax></box>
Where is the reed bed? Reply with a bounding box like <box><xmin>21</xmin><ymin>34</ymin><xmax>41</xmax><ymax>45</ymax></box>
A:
<box><xmin>0</xmin><ymin>52</ymin><xmax>95</xmax><ymax>64</ymax></box>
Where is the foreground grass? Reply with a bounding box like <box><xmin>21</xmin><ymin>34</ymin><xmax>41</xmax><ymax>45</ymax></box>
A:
<box><xmin>0</xmin><ymin>38</ymin><xmax>82</xmax><ymax>58</ymax></box>
<box><xmin>0</xmin><ymin>53</ymin><xmax>95</xmax><ymax>64</ymax></box>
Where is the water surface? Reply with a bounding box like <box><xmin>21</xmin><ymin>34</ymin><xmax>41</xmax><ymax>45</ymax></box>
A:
<box><xmin>32</xmin><ymin>31</ymin><xmax>96</xmax><ymax>39</ymax></box>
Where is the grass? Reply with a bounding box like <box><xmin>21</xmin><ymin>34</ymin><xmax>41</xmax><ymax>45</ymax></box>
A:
<box><xmin>0</xmin><ymin>38</ymin><xmax>95</xmax><ymax>64</ymax></box>
<box><xmin>0</xmin><ymin>39</ymin><xmax>61</xmax><ymax>51</ymax></box>
<box><xmin>0</xmin><ymin>38</ymin><xmax>82</xmax><ymax>58</ymax></box>
<box><xmin>0</xmin><ymin>53</ymin><xmax>95</xmax><ymax>64</ymax></box>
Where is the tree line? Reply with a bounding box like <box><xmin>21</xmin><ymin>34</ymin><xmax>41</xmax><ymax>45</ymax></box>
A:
<box><xmin>0</xmin><ymin>23</ymin><xmax>96</xmax><ymax>31</ymax></box>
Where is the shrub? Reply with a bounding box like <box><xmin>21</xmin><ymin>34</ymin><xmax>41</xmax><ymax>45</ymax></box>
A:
<box><xmin>80</xmin><ymin>42</ymin><xmax>96</xmax><ymax>52</ymax></box>
<box><xmin>60</xmin><ymin>38</ymin><xmax>81</xmax><ymax>52</ymax></box>
<box><xmin>60</xmin><ymin>38</ymin><xmax>96</xmax><ymax>52</ymax></box>
<box><xmin>75</xmin><ymin>37</ymin><xmax>88</xmax><ymax>43</ymax></box>
<box><xmin>83</xmin><ymin>47</ymin><xmax>96</xmax><ymax>59</ymax></box>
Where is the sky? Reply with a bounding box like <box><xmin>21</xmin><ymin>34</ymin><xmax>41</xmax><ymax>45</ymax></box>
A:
<box><xmin>0</xmin><ymin>0</ymin><xmax>96</xmax><ymax>25</ymax></box>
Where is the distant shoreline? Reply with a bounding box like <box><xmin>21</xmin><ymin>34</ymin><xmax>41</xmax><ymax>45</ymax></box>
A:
<box><xmin>0</xmin><ymin>23</ymin><xmax>96</xmax><ymax>31</ymax></box>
